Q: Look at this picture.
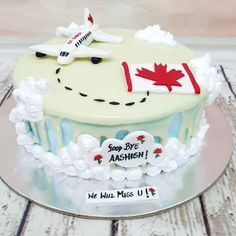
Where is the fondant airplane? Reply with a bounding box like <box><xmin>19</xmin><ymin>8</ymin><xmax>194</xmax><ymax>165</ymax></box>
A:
<box><xmin>30</xmin><ymin>8</ymin><xmax>123</xmax><ymax>65</ymax></box>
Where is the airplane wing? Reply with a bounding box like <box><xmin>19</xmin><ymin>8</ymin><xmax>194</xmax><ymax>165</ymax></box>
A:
<box><xmin>73</xmin><ymin>45</ymin><xmax>112</xmax><ymax>58</ymax></box>
<box><xmin>29</xmin><ymin>44</ymin><xmax>61</xmax><ymax>56</ymax></box>
<box><xmin>93</xmin><ymin>31</ymin><xmax>123</xmax><ymax>43</ymax></box>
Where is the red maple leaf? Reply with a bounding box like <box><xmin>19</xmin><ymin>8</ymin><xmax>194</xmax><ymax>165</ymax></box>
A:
<box><xmin>135</xmin><ymin>63</ymin><xmax>184</xmax><ymax>92</ymax></box>
<box><xmin>88</xmin><ymin>14</ymin><xmax>94</xmax><ymax>24</ymax></box>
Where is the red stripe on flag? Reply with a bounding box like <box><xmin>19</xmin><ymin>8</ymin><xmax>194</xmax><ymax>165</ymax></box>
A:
<box><xmin>122</xmin><ymin>61</ymin><xmax>133</xmax><ymax>92</ymax></box>
<box><xmin>182</xmin><ymin>63</ymin><xmax>201</xmax><ymax>94</ymax></box>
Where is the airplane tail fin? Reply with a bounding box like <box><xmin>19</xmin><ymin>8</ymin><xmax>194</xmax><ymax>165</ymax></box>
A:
<box><xmin>84</xmin><ymin>8</ymin><xmax>94</xmax><ymax>27</ymax></box>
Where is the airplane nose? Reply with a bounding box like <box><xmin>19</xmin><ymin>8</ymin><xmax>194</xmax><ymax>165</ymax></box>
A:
<box><xmin>57</xmin><ymin>56</ymin><xmax>73</xmax><ymax>65</ymax></box>
<box><xmin>57</xmin><ymin>56</ymin><xmax>66</xmax><ymax>65</ymax></box>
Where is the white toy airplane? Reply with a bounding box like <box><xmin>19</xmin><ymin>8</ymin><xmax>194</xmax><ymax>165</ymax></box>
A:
<box><xmin>30</xmin><ymin>8</ymin><xmax>123</xmax><ymax>65</ymax></box>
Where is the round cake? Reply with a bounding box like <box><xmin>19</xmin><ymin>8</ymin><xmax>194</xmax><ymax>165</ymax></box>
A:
<box><xmin>9</xmin><ymin>10</ymin><xmax>218</xmax><ymax>181</ymax></box>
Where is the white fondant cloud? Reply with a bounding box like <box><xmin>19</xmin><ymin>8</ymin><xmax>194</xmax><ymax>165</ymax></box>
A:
<box><xmin>9</xmin><ymin>77</ymin><xmax>49</xmax><ymax>123</ymax></box>
<box><xmin>189</xmin><ymin>54</ymin><xmax>221</xmax><ymax>104</ymax></box>
<box><xmin>134</xmin><ymin>25</ymin><xmax>177</xmax><ymax>46</ymax></box>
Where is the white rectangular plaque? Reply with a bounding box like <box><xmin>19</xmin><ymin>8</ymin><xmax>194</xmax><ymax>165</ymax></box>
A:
<box><xmin>86</xmin><ymin>186</ymin><xmax>159</xmax><ymax>204</ymax></box>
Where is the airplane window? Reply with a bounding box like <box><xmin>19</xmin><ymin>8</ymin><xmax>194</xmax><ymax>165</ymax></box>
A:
<box><xmin>59</xmin><ymin>51</ymin><xmax>69</xmax><ymax>57</ymax></box>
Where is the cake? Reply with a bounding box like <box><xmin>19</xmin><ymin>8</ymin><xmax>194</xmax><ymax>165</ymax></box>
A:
<box><xmin>9</xmin><ymin>8</ymin><xmax>219</xmax><ymax>182</ymax></box>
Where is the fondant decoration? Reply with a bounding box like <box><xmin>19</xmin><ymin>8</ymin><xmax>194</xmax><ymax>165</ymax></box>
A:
<box><xmin>115</xmin><ymin>130</ymin><xmax>129</xmax><ymax>140</ymax></box>
<box><xmin>168</xmin><ymin>113</ymin><xmax>182</xmax><ymax>138</ymax></box>
<box><xmin>86</xmin><ymin>186</ymin><xmax>159</xmax><ymax>204</ymax></box>
<box><xmin>125</xmin><ymin>167</ymin><xmax>143</xmax><ymax>181</ymax></box>
<box><xmin>35</xmin><ymin>52</ymin><xmax>47</xmax><ymax>58</ymax></box>
<box><xmin>134</xmin><ymin>25</ymin><xmax>177</xmax><ymax>46</ymax></box>
<box><xmin>91</xmin><ymin>57</ymin><xmax>102</xmax><ymax>64</ymax></box>
<box><xmin>11</xmin><ymin>113</ymin><xmax>209</xmax><ymax>180</ymax></box>
<box><xmin>60</xmin><ymin>119</ymin><xmax>72</xmax><ymax>146</ymax></box>
<box><xmin>45</xmin><ymin>119</ymin><xmax>57</xmax><ymax>154</ymax></box>
<box><xmin>189</xmin><ymin>54</ymin><xmax>221</xmax><ymax>104</ymax></box>
<box><xmin>110</xmin><ymin>167</ymin><xmax>126</xmax><ymax>181</ymax></box>
<box><xmin>77</xmin><ymin>134</ymin><xmax>100</xmax><ymax>153</ymax></box>
<box><xmin>88</xmin><ymin>131</ymin><xmax>165</xmax><ymax>168</ymax></box>
<box><xmin>55</xmin><ymin>66</ymin><xmax>149</xmax><ymax>106</ymax></box>
<box><xmin>122</xmin><ymin>62</ymin><xmax>201</xmax><ymax>94</ymax></box>
<box><xmin>9</xmin><ymin>77</ymin><xmax>49</xmax><ymax>123</ymax></box>
<box><xmin>30</xmin><ymin>8</ymin><xmax>123</xmax><ymax>65</ymax></box>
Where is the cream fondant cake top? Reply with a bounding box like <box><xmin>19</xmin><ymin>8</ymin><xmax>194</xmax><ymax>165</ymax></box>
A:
<box><xmin>12</xmin><ymin>28</ymin><xmax>208</xmax><ymax>125</ymax></box>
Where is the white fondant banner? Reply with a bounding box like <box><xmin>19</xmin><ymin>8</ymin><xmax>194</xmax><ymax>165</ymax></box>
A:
<box><xmin>86</xmin><ymin>186</ymin><xmax>159</xmax><ymax>204</ymax></box>
<box><xmin>88</xmin><ymin>131</ymin><xmax>164</xmax><ymax>168</ymax></box>
<box><xmin>122</xmin><ymin>62</ymin><xmax>200</xmax><ymax>95</ymax></box>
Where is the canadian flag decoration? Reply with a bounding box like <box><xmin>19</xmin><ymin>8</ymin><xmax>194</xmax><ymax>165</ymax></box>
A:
<box><xmin>121</xmin><ymin>62</ymin><xmax>201</xmax><ymax>95</ymax></box>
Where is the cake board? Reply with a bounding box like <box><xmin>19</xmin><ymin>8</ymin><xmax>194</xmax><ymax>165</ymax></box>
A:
<box><xmin>0</xmin><ymin>97</ymin><xmax>233</xmax><ymax>219</ymax></box>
